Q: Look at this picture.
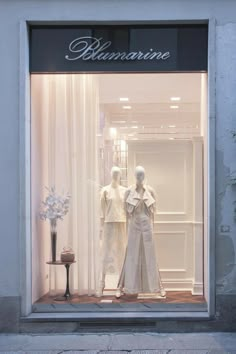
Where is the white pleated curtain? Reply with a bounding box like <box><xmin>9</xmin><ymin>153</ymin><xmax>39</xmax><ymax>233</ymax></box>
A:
<box><xmin>32</xmin><ymin>74</ymin><xmax>100</xmax><ymax>296</ymax></box>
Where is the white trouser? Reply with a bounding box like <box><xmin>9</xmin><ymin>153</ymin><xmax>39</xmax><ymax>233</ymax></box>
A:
<box><xmin>99</xmin><ymin>222</ymin><xmax>126</xmax><ymax>288</ymax></box>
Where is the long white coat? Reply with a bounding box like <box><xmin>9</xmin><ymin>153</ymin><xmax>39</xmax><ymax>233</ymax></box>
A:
<box><xmin>118</xmin><ymin>185</ymin><xmax>163</xmax><ymax>294</ymax></box>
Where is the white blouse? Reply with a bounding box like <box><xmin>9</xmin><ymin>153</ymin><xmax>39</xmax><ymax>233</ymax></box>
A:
<box><xmin>100</xmin><ymin>184</ymin><xmax>127</xmax><ymax>223</ymax></box>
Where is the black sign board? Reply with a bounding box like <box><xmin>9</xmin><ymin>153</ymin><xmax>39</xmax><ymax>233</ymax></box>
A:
<box><xmin>30</xmin><ymin>25</ymin><xmax>208</xmax><ymax>73</ymax></box>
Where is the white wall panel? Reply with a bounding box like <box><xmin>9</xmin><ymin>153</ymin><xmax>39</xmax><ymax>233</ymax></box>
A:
<box><xmin>136</xmin><ymin>152</ymin><xmax>186</xmax><ymax>214</ymax></box>
<box><xmin>128</xmin><ymin>140</ymin><xmax>202</xmax><ymax>293</ymax></box>
<box><xmin>154</xmin><ymin>231</ymin><xmax>187</xmax><ymax>270</ymax></box>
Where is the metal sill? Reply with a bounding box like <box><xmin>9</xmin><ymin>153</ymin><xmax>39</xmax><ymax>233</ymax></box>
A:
<box><xmin>32</xmin><ymin>302</ymin><xmax>208</xmax><ymax>313</ymax></box>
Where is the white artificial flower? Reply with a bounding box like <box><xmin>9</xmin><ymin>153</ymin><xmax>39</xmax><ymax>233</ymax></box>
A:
<box><xmin>40</xmin><ymin>187</ymin><xmax>71</xmax><ymax>222</ymax></box>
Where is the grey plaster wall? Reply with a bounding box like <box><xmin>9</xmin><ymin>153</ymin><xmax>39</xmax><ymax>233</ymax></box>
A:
<box><xmin>215</xmin><ymin>22</ymin><xmax>236</xmax><ymax>295</ymax></box>
<box><xmin>0</xmin><ymin>0</ymin><xmax>236</xmax><ymax>329</ymax></box>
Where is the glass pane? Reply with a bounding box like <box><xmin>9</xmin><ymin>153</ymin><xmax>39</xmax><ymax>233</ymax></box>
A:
<box><xmin>31</xmin><ymin>73</ymin><xmax>206</xmax><ymax>308</ymax></box>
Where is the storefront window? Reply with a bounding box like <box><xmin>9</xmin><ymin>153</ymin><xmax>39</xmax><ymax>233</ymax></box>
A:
<box><xmin>31</xmin><ymin>72</ymin><xmax>207</xmax><ymax>307</ymax></box>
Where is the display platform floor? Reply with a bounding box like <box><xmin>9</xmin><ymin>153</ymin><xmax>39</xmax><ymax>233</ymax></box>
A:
<box><xmin>33</xmin><ymin>291</ymin><xmax>207</xmax><ymax>312</ymax></box>
<box><xmin>34</xmin><ymin>291</ymin><xmax>205</xmax><ymax>305</ymax></box>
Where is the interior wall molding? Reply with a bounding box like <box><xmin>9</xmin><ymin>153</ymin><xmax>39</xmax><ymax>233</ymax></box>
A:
<box><xmin>129</xmin><ymin>145</ymin><xmax>191</xmax><ymax>217</ymax></box>
<box><xmin>192</xmin><ymin>281</ymin><xmax>204</xmax><ymax>295</ymax></box>
<box><xmin>160</xmin><ymin>268</ymin><xmax>187</xmax><ymax>273</ymax></box>
<box><xmin>154</xmin><ymin>221</ymin><xmax>203</xmax><ymax>224</ymax></box>
<box><xmin>157</xmin><ymin>211</ymin><xmax>187</xmax><ymax>215</ymax></box>
<box><xmin>162</xmin><ymin>279</ymin><xmax>194</xmax><ymax>291</ymax></box>
<box><xmin>154</xmin><ymin>230</ymin><xmax>188</xmax><ymax>273</ymax></box>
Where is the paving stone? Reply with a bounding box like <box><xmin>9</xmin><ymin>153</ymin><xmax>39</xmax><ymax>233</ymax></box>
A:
<box><xmin>169</xmin><ymin>351</ymin><xmax>236</xmax><ymax>354</ymax></box>
<box><xmin>168</xmin><ymin>351</ymin><xmax>208</xmax><ymax>354</ymax></box>
<box><xmin>0</xmin><ymin>333</ymin><xmax>236</xmax><ymax>352</ymax></box>
<box><xmin>100</xmin><ymin>351</ymin><xmax>168</xmax><ymax>354</ymax></box>
<box><xmin>63</xmin><ymin>352</ymin><xmax>99</xmax><ymax>354</ymax></box>
<box><xmin>0</xmin><ymin>352</ymin><xmax>101</xmax><ymax>354</ymax></box>
<box><xmin>0</xmin><ymin>352</ymin><xmax>61</xmax><ymax>354</ymax></box>
<box><xmin>0</xmin><ymin>334</ymin><xmax>110</xmax><ymax>351</ymax></box>
<box><xmin>106</xmin><ymin>333</ymin><xmax>236</xmax><ymax>351</ymax></box>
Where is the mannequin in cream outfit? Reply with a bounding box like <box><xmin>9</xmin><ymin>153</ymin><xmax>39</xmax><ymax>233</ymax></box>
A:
<box><xmin>97</xmin><ymin>166</ymin><xmax>127</xmax><ymax>297</ymax></box>
<box><xmin>117</xmin><ymin>166</ymin><xmax>165</xmax><ymax>297</ymax></box>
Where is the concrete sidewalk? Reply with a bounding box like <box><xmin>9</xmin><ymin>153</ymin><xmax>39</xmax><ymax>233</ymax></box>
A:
<box><xmin>0</xmin><ymin>333</ymin><xmax>236</xmax><ymax>353</ymax></box>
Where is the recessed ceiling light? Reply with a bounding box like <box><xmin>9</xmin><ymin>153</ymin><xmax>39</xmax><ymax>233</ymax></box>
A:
<box><xmin>169</xmin><ymin>137</ymin><xmax>175</xmax><ymax>140</ymax></box>
<box><xmin>109</xmin><ymin>128</ymin><xmax>117</xmax><ymax>138</ymax></box>
<box><xmin>120</xmin><ymin>97</ymin><xmax>129</xmax><ymax>102</ymax></box>
<box><xmin>170</xmin><ymin>105</ymin><xmax>179</xmax><ymax>109</ymax></box>
<box><xmin>131</xmin><ymin>126</ymin><xmax>138</xmax><ymax>129</ymax></box>
<box><xmin>168</xmin><ymin>125</ymin><xmax>176</xmax><ymax>128</ymax></box>
<box><xmin>111</xmin><ymin>120</ymin><xmax>126</xmax><ymax>124</ymax></box>
<box><xmin>123</xmin><ymin>105</ymin><xmax>132</xmax><ymax>109</ymax></box>
<box><xmin>171</xmin><ymin>97</ymin><xmax>181</xmax><ymax>101</ymax></box>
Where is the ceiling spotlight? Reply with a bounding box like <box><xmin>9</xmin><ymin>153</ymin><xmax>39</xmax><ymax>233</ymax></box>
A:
<box><xmin>120</xmin><ymin>97</ymin><xmax>129</xmax><ymax>102</ymax></box>
<box><xmin>131</xmin><ymin>126</ymin><xmax>138</xmax><ymax>129</ymax></box>
<box><xmin>168</xmin><ymin>125</ymin><xmax>176</xmax><ymax>128</ymax></box>
<box><xmin>170</xmin><ymin>105</ymin><xmax>179</xmax><ymax>109</ymax></box>
<box><xmin>109</xmin><ymin>128</ymin><xmax>117</xmax><ymax>138</ymax></box>
<box><xmin>111</xmin><ymin>120</ymin><xmax>126</xmax><ymax>124</ymax></box>
<box><xmin>171</xmin><ymin>97</ymin><xmax>181</xmax><ymax>101</ymax></box>
<box><xmin>123</xmin><ymin>105</ymin><xmax>132</xmax><ymax>109</ymax></box>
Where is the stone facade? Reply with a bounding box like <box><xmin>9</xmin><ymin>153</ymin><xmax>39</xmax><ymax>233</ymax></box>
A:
<box><xmin>0</xmin><ymin>0</ymin><xmax>236</xmax><ymax>332</ymax></box>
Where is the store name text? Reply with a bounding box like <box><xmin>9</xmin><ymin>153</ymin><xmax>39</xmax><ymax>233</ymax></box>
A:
<box><xmin>65</xmin><ymin>36</ymin><xmax>171</xmax><ymax>62</ymax></box>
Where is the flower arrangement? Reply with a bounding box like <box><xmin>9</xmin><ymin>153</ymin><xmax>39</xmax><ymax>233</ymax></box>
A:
<box><xmin>40</xmin><ymin>187</ymin><xmax>71</xmax><ymax>262</ymax></box>
<box><xmin>40</xmin><ymin>186</ymin><xmax>71</xmax><ymax>223</ymax></box>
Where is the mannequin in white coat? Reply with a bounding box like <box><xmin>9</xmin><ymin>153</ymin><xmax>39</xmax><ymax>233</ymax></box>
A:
<box><xmin>97</xmin><ymin>166</ymin><xmax>127</xmax><ymax>297</ymax></box>
<box><xmin>117</xmin><ymin>166</ymin><xmax>166</xmax><ymax>297</ymax></box>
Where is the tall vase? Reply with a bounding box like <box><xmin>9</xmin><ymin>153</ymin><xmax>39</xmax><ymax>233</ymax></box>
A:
<box><xmin>50</xmin><ymin>219</ymin><xmax>57</xmax><ymax>262</ymax></box>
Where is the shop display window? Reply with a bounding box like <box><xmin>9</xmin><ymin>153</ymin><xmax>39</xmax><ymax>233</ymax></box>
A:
<box><xmin>31</xmin><ymin>73</ymin><xmax>207</xmax><ymax>307</ymax></box>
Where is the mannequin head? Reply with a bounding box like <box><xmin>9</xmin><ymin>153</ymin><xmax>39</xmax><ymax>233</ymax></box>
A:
<box><xmin>111</xmin><ymin>166</ymin><xmax>121</xmax><ymax>184</ymax></box>
<box><xmin>135</xmin><ymin>166</ymin><xmax>145</xmax><ymax>185</ymax></box>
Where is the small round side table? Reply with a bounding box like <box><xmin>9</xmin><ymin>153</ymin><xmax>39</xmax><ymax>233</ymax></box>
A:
<box><xmin>46</xmin><ymin>260</ymin><xmax>76</xmax><ymax>301</ymax></box>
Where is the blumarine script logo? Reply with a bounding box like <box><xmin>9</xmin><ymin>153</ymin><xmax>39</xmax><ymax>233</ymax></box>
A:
<box><xmin>65</xmin><ymin>36</ymin><xmax>171</xmax><ymax>62</ymax></box>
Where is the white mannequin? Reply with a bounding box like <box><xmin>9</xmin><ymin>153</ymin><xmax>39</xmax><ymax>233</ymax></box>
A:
<box><xmin>135</xmin><ymin>165</ymin><xmax>145</xmax><ymax>190</ymax></box>
<box><xmin>100</xmin><ymin>167</ymin><xmax>123</xmax><ymax>228</ymax></box>
<box><xmin>111</xmin><ymin>166</ymin><xmax>122</xmax><ymax>184</ymax></box>
<box><xmin>97</xmin><ymin>166</ymin><xmax>127</xmax><ymax>297</ymax></box>
<box><xmin>117</xmin><ymin>165</ymin><xmax>166</xmax><ymax>297</ymax></box>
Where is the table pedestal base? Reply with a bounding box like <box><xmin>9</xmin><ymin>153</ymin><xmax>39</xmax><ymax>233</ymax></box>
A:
<box><xmin>46</xmin><ymin>262</ymin><xmax>75</xmax><ymax>301</ymax></box>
